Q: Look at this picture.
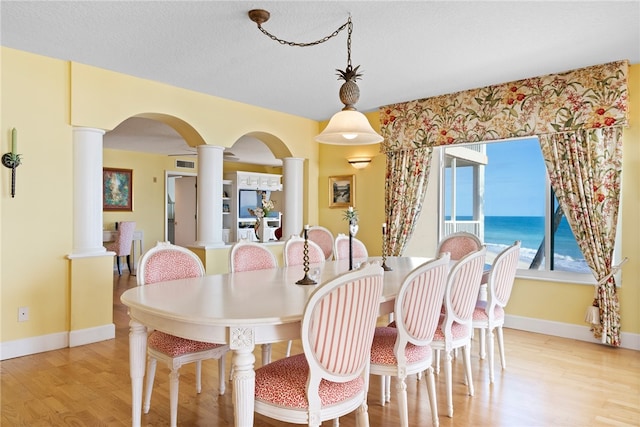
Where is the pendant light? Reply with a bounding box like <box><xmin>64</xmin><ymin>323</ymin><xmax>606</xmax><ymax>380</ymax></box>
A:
<box><xmin>248</xmin><ymin>9</ymin><xmax>383</xmax><ymax>145</ymax></box>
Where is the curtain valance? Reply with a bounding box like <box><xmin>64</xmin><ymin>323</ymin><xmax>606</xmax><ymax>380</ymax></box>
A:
<box><xmin>379</xmin><ymin>60</ymin><xmax>628</xmax><ymax>152</ymax></box>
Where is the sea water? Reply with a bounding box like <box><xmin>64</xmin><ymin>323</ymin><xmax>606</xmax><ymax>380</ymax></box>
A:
<box><xmin>459</xmin><ymin>216</ymin><xmax>591</xmax><ymax>274</ymax></box>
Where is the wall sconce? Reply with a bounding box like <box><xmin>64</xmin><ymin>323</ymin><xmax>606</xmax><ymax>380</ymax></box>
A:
<box><xmin>347</xmin><ymin>157</ymin><xmax>372</xmax><ymax>169</ymax></box>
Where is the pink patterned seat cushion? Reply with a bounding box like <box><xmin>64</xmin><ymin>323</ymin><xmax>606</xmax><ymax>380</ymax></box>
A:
<box><xmin>148</xmin><ymin>331</ymin><xmax>223</xmax><ymax>357</ymax></box>
<box><xmin>255</xmin><ymin>353</ymin><xmax>364</xmax><ymax>409</ymax></box>
<box><xmin>472</xmin><ymin>305</ymin><xmax>505</xmax><ymax>321</ymax></box>
<box><xmin>370</xmin><ymin>327</ymin><xmax>431</xmax><ymax>366</ymax></box>
<box><xmin>432</xmin><ymin>318</ymin><xmax>469</xmax><ymax>341</ymax></box>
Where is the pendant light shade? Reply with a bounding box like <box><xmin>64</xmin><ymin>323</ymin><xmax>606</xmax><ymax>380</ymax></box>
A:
<box><xmin>316</xmin><ymin>110</ymin><xmax>383</xmax><ymax>145</ymax></box>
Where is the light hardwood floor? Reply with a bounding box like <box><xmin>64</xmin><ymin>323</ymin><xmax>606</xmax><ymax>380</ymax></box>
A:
<box><xmin>2</xmin><ymin>273</ymin><xmax>639</xmax><ymax>426</ymax></box>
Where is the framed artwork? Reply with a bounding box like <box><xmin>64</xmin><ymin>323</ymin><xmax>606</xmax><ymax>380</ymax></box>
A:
<box><xmin>103</xmin><ymin>167</ymin><xmax>133</xmax><ymax>211</ymax></box>
<box><xmin>329</xmin><ymin>175</ymin><xmax>355</xmax><ymax>208</ymax></box>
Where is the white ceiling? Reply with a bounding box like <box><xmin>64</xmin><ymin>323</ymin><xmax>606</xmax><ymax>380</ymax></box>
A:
<box><xmin>2</xmin><ymin>1</ymin><xmax>639</xmax><ymax>160</ymax></box>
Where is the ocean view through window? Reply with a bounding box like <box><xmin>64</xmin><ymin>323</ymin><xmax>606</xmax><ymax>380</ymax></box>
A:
<box><xmin>442</xmin><ymin>137</ymin><xmax>590</xmax><ymax>274</ymax></box>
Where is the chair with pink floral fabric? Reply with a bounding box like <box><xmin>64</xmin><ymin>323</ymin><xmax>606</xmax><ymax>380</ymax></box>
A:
<box><xmin>105</xmin><ymin>221</ymin><xmax>136</xmax><ymax>275</ymax></box>
<box><xmin>370</xmin><ymin>253</ymin><xmax>450</xmax><ymax>427</ymax></box>
<box><xmin>284</xmin><ymin>235</ymin><xmax>326</xmax><ymax>267</ymax></box>
<box><xmin>333</xmin><ymin>233</ymin><xmax>368</xmax><ymax>261</ymax></box>
<box><xmin>431</xmin><ymin>247</ymin><xmax>486</xmax><ymax>418</ymax></box>
<box><xmin>229</xmin><ymin>240</ymin><xmax>279</xmax><ymax>368</ymax></box>
<box><xmin>436</xmin><ymin>231</ymin><xmax>482</xmax><ymax>261</ymax></box>
<box><xmin>472</xmin><ymin>241</ymin><xmax>520</xmax><ymax>383</ymax></box>
<box><xmin>306</xmin><ymin>225</ymin><xmax>335</xmax><ymax>260</ymax></box>
<box><xmin>254</xmin><ymin>262</ymin><xmax>384</xmax><ymax>427</ymax></box>
<box><xmin>137</xmin><ymin>241</ymin><xmax>229</xmax><ymax>427</ymax></box>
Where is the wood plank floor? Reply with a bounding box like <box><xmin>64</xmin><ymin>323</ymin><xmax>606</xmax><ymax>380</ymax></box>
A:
<box><xmin>2</xmin><ymin>273</ymin><xmax>639</xmax><ymax>426</ymax></box>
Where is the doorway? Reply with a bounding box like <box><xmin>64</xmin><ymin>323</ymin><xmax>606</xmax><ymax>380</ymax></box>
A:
<box><xmin>166</xmin><ymin>172</ymin><xmax>197</xmax><ymax>246</ymax></box>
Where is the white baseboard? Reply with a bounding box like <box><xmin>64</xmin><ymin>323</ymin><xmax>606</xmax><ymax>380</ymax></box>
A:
<box><xmin>505</xmin><ymin>314</ymin><xmax>640</xmax><ymax>351</ymax></box>
<box><xmin>0</xmin><ymin>324</ymin><xmax>116</xmax><ymax>361</ymax></box>
<box><xmin>69</xmin><ymin>323</ymin><xmax>115</xmax><ymax>347</ymax></box>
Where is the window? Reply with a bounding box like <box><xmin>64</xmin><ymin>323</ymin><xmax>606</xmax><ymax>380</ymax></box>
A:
<box><xmin>440</xmin><ymin>137</ymin><xmax>592</xmax><ymax>280</ymax></box>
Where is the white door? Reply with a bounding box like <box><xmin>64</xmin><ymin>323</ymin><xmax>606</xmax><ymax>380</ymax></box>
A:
<box><xmin>174</xmin><ymin>176</ymin><xmax>197</xmax><ymax>247</ymax></box>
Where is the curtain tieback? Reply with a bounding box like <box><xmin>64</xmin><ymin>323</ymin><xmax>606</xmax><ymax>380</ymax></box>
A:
<box><xmin>596</xmin><ymin>257</ymin><xmax>628</xmax><ymax>286</ymax></box>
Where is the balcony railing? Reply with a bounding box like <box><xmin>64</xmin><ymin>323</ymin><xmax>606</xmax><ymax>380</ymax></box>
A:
<box><xmin>444</xmin><ymin>220</ymin><xmax>481</xmax><ymax>236</ymax></box>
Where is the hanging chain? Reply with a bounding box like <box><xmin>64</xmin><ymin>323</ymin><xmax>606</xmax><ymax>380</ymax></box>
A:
<box><xmin>346</xmin><ymin>17</ymin><xmax>352</xmax><ymax>71</ymax></box>
<box><xmin>256</xmin><ymin>17</ymin><xmax>350</xmax><ymax>48</ymax></box>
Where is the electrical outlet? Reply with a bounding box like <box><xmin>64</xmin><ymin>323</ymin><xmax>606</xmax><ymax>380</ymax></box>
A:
<box><xmin>18</xmin><ymin>307</ymin><xmax>29</xmax><ymax>322</ymax></box>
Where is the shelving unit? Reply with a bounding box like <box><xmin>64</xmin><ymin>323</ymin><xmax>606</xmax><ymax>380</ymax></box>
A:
<box><xmin>222</xmin><ymin>180</ymin><xmax>232</xmax><ymax>243</ymax></box>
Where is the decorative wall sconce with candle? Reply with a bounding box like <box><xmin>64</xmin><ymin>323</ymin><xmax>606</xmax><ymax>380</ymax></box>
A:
<box><xmin>2</xmin><ymin>128</ymin><xmax>22</xmax><ymax>198</ymax></box>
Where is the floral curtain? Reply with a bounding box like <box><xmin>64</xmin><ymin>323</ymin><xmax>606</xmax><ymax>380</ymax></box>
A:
<box><xmin>539</xmin><ymin>128</ymin><xmax>623</xmax><ymax>346</ymax></box>
<box><xmin>385</xmin><ymin>148</ymin><xmax>432</xmax><ymax>255</ymax></box>
<box><xmin>379</xmin><ymin>60</ymin><xmax>628</xmax><ymax>345</ymax></box>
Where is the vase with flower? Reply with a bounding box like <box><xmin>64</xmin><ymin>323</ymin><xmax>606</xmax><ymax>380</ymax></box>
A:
<box><xmin>343</xmin><ymin>206</ymin><xmax>359</xmax><ymax>269</ymax></box>
<box><xmin>248</xmin><ymin>192</ymin><xmax>276</xmax><ymax>242</ymax></box>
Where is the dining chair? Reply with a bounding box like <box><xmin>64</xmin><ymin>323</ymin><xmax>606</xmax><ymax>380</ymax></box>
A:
<box><xmin>431</xmin><ymin>247</ymin><xmax>486</xmax><ymax>418</ymax></box>
<box><xmin>370</xmin><ymin>253</ymin><xmax>450</xmax><ymax>427</ymax></box>
<box><xmin>473</xmin><ymin>241</ymin><xmax>521</xmax><ymax>383</ymax></box>
<box><xmin>306</xmin><ymin>225</ymin><xmax>335</xmax><ymax>260</ymax></box>
<box><xmin>254</xmin><ymin>262</ymin><xmax>384</xmax><ymax>427</ymax></box>
<box><xmin>436</xmin><ymin>231</ymin><xmax>482</xmax><ymax>261</ymax></box>
<box><xmin>137</xmin><ymin>241</ymin><xmax>229</xmax><ymax>427</ymax></box>
<box><xmin>228</xmin><ymin>240</ymin><xmax>279</xmax><ymax>368</ymax></box>
<box><xmin>105</xmin><ymin>221</ymin><xmax>136</xmax><ymax>275</ymax></box>
<box><xmin>333</xmin><ymin>233</ymin><xmax>368</xmax><ymax>261</ymax></box>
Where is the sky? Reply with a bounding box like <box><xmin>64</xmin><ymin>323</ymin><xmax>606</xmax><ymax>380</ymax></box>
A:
<box><xmin>445</xmin><ymin>137</ymin><xmax>547</xmax><ymax>217</ymax></box>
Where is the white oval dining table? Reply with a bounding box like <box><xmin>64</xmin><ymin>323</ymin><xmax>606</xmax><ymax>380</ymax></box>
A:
<box><xmin>121</xmin><ymin>256</ymin><xmax>429</xmax><ymax>427</ymax></box>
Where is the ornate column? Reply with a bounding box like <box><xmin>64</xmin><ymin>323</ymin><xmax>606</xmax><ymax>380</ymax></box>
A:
<box><xmin>196</xmin><ymin>145</ymin><xmax>225</xmax><ymax>247</ymax></box>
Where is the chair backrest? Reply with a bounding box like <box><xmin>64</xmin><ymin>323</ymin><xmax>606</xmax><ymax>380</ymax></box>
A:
<box><xmin>113</xmin><ymin>221</ymin><xmax>136</xmax><ymax>256</ymax></box>
<box><xmin>137</xmin><ymin>241</ymin><xmax>205</xmax><ymax>286</ymax></box>
<box><xmin>486</xmin><ymin>241</ymin><xmax>521</xmax><ymax>311</ymax></box>
<box><xmin>394</xmin><ymin>253</ymin><xmax>451</xmax><ymax>353</ymax></box>
<box><xmin>283</xmin><ymin>235</ymin><xmax>326</xmax><ymax>267</ymax></box>
<box><xmin>333</xmin><ymin>233</ymin><xmax>368</xmax><ymax>260</ymax></box>
<box><xmin>442</xmin><ymin>247</ymin><xmax>487</xmax><ymax>328</ymax></box>
<box><xmin>437</xmin><ymin>231</ymin><xmax>482</xmax><ymax>261</ymax></box>
<box><xmin>301</xmin><ymin>262</ymin><xmax>384</xmax><ymax>409</ymax></box>
<box><xmin>306</xmin><ymin>226</ymin><xmax>334</xmax><ymax>260</ymax></box>
<box><xmin>229</xmin><ymin>240</ymin><xmax>278</xmax><ymax>272</ymax></box>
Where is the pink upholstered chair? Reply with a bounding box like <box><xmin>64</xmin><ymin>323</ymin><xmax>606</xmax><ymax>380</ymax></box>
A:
<box><xmin>229</xmin><ymin>240</ymin><xmax>278</xmax><ymax>368</ymax></box>
<box><xmin>254</xmin><ymin>263</ymin><xmax>384</xmax><ymax>426</ymax></box>
<box><xmin>370</xmin><ymin>253</ymin><xmax>450</xmax><ymax>427</ymax></box>
<box><xmin>473</xmin><ymin>241</ymin><xmax>520</xmax><ymax>383</ymax></box>
<box><xmin>333</xmin><ymin>233</ymin><xmax>368</xmax><ymax>261</ymax></box>
<box><xmin>137</xmin><ymin>242</ymin><xmax>229</xmax><ymax>427</ymax></box>
<box><xmin>431</xmin><ymin>247</ymin><xmax>486</xmax><ymax>418</ymax></box>
<box><xmin>284</xmin><ymin>235</ymin><xmax>326</xmax><ymax>267</ymax></box>
<box><xmin>306</xmin><ymin>225</ymin><xmax>334</xmax><ymax>260</ymax></box>
<box><xmin>105</xmin><ymin>221</ymin><xmax>136</xmax><ymax>275</ymax></box>
<box><xmin>436</xmin><ymin>231</ymin><xmax>482</xmax><ymax>261</ymax></box>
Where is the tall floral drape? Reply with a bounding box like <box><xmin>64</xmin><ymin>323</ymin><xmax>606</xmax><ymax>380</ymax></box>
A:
<box><xmin>379</xmin><ymin>60</ymin><xmax>628</xmax><ymax>345</ymax></box>
<box><xmin>539</xmin><ymin>128</ymin><xmax>623</xmax><ymax>345</ymax></box>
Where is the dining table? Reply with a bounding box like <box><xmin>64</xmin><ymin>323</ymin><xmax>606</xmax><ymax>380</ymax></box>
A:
<box><xmin>120</xmin><ymin>255</ymin><xmax>430</xmax><ymax>427</ymax></box>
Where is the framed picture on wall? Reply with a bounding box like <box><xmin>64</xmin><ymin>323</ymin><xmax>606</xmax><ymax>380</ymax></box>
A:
<box><xmin>103</xmin><ymin>167</ymin><xmax>133</xmax><ymax>211</ymax></box>
<box><xmin>329</xmin><ymin>175</ymin><xmax>355</xmax><ymax>208</ymax></box>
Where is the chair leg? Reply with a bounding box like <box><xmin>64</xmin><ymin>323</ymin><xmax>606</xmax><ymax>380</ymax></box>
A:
<box><xmin>169</xmin><ymin>369</ymin><xmax>180</xmax><ymax>427</ymax></box>
<box><xmin>385</xmin><ymin>374</ymin><xmax>391</xmax><ymax>403</ymax></box>
<box><xmin>285</xmin><ymin>340</ymin><xmax>292</xmax><ymax>357</ymax></box>
<box><xmin>425</xmin><ymin>366</ymin><xmax>439</xmax><ymax>427</ymax></box>
<box><xmin>116</xmin><ymin>256</ymin><xmax>122</xmax><ymax>275</ymax></box>
<box><xmin>195</xmin><ymin>360</ymin><xmax>202</xmax><ymax>393</ymax></box>
<box><xmin>463</xmin><ymin>344</ymin><xmax>474</xmax><ymax>396</ymax></box>
<box><xmin>126</xmin><ymin>254</ymin><xmax>133</xmax><ymax>273</ymax></box>
<box><xmin>488</xmin><ymin>327</ymin><xmax>495</xmax><ymax>383</ymax></box>
<box><xmin>496</xmin><ymin>326</ymin><xmax>507</xmax><ymax>370</ymax></box>
<box><xmin>396</xmin><ymin>375</ymin><xmax>409</xmax><ymax>427</ymax></box>
<box><xmin>445</xmin><ymin>350</ymin><xmax>453</xmax><ymax>417</ymax></box>
<box><xmin>218</xmin><ymin>354</ymin><xmax>226</xmax><ymax>395</ymax></box>
<box><xmin>261</xmin><ymin>343</ymin><xmax>271</xmax><ymax>365</ymax></box>
<box><xmin>354</xmin><ymin>401</ymin><xmax>370</xmax><ymax>427</ymax></box>
<box><xmin>479</xmin><ymin>327</ymin><xmax>486</xmax><ymax>359</ymax></box>
<box><xmin>434</xmin><ymin>349</ymin><xmax>440</xmax><ymax>374</ymax></box>
<box><xmin>143</xmin><ymin>357</ymin><xmax>157</xmax><ymax>414</ymax></box>
<box><xmin>379</xmin><ymin>375</ymin><xmax>386</xmax><ymax>406</ymax></box>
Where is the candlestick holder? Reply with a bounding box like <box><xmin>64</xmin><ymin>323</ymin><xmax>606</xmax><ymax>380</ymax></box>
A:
<box><xmin>2</xmin><ymin>153</ymin><xmax>21</xmax><ymax>198</ymax></box>
<box><xmin>381</xmin><ymin>228</ymin><xmax>392</xmax><ymax>271</ymax></box>
<box><xmin>296</xmin><ymin>230</ymin><xmax>317</xmax><ymax>285</ymax></box>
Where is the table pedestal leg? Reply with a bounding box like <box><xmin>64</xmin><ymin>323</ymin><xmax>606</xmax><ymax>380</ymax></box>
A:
<box><xmin>129</xmin><ymin>319</ymin><xmax>147</xmax><ymax>427</ymax></box>
<box><xmin>230</xmin><ymin>327</ymin><xmax>256</xmax><ymax>427</ymax></box>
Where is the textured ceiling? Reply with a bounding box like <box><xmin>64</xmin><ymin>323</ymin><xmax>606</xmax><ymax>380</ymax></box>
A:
<box><xmin>2</xmin><ymin>1</ymin><xmax>639</xmax><ymax>158</ymax></box>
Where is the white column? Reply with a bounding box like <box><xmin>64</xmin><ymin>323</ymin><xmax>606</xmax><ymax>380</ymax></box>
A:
<box><xmin>72</xmin><ymin>127</ymin><xmax>106</xmax><ymax>255</ymax></box>
<box><xmin>196</xmin><ymin>145</ymin><xmax>224</xmax><ymax>247</ymax></box>
<box><xmin>282</xmin><ymin>157</ymin><xmax>304</xmax><ymax>239</ymax></box>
